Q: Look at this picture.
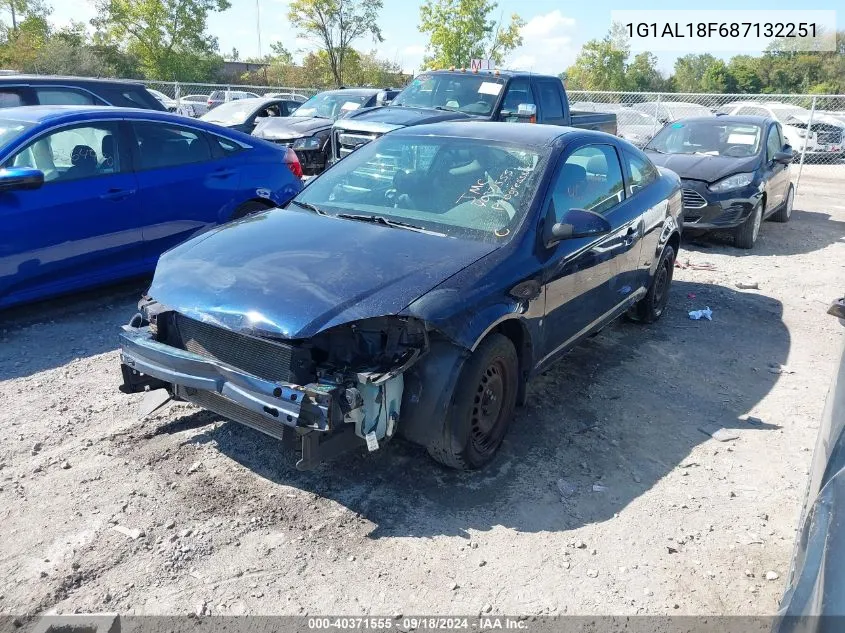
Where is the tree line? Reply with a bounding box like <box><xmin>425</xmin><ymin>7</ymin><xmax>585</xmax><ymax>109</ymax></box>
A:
<box><xmin>564</xmin><ymin>28</ymin><xmax>845</xmax><ymax>94</ymax></box>
<box><xmin>0</xmin><ymin>0</ymin><xmax>525</xmax><ymax>88</ymax></box>
<box><xmin>3</xmin><ymin>0</ymin><xmax>842</xmax><ymax>94</ymax></box>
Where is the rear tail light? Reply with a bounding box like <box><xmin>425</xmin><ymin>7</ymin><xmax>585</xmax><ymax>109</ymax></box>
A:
<box><xmin>284</xmin><ymin>147</ymin><xmax>303</xmax><ymax>179</ymax></box>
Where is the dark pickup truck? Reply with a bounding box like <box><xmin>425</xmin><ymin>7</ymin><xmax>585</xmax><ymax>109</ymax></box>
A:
<box><xmin>330</xmin><ymin>69</ymin><xmax>617</xmax><ymax>161</ymax></box>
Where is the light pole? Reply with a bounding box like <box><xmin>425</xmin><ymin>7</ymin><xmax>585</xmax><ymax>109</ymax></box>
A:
<box><xmin>256</xmin><ymin>0</ymin><xmax>263</xmax><ymax>58</ymax></box>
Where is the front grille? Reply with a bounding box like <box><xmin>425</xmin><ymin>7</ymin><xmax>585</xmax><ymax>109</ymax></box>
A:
<box><xmin>817</xmin><ymin>130</ymin><xmax>842</xmax><ymax>145</ymax></box>
<box><xmin>682</xmin><ymin>189</ymin><xmax>708</xmax><ymax>209</ymax></box>
<box><xmin>169</xmin><ymin>314</ymin><xmax>310</xmax><ymax>384</ymax></box>
<box><xmin>180</xmin><ymin>387</ymin><xmax>287</xmax><ymax>441</ymax></box>
<box><xmin>333</xmin><ymin>129</ymin><xmax>380</xmax><ymax>159</ymax></box>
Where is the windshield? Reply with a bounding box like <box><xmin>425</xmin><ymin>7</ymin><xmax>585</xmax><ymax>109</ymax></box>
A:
<box><xmin>647</xmin><ymin>120</ymin><xmax>763</xmax><ymax>157</ymax></box>
<box><xmin>293</xmin><ymin>92</ymin><xmax>372</xmax><ymax>119</ymax></box>
<box><xmin>0</xmin><ymin>119</ymin><xmax>33</xmax><ymax>149</ymax></box>
<box><xmin>391</xmin><ymin>73</ymin><xmax>506</xmax><ymax>115</ymax></box>
<box><xmin>294</xmin><ymin>134</ymin><xmax>545</xmax><ymax>243</ymax></box>
<box><xmin>200</xmin><ymin>99</ymin><xmax>260</xmax><ymax>124</ymax></box>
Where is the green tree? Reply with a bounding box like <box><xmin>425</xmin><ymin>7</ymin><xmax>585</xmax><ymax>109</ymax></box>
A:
<box><xmin>726</xmin><ymin>55</ymin><xmax>762</xmax><ymax>93</ymax></box>
<box><xmin>91</xmin><ymin>0</ymin><xmax>230</xmax><ymax>80</ymax></box>
<box><xmin>418</xmin><ymin>0</ymin><xmax>524</xmax><ymax>68</ymax></box>
<box><xmin>287</xmin><ymin>0</ymin><xmax>383</xmax><ymax>88</ymax></box>
<box><xmin>700</xmin><ymin>59</ymin><xmax>735</xmax><ymax>93</ymax></box>
<box><xmin>565</xmin><ymin>34</ymin><xmax>627</xmax><ymax>91</ymax></box>
<box><xmin>672</xmin><ymin>53</ymin><xmax>719</xmax><ymax>92</ymax></box>
<box><xmin>626</xmin><ymin>51</ymin><xmax>665</xmax><ymax>91</ymax></box>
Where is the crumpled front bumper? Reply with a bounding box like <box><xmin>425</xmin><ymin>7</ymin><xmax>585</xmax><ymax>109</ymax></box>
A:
<box><xmin>119</xmin><ymin>326</ymin><xmax>336</xmax><ymax>433</ymax></box>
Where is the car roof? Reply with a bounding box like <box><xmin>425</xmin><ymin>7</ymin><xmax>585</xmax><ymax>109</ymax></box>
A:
<box><xmin>0</xmin><ymin>105</ymin><xmax>219</xmax><ymax>126</ymax></box>
<box><xmin>317</xmin><ymin>88</ymin><xmax>381</xmax><ymax>97</ymax></box>
<box><xmin>423</xmin><ymin>69</ymin><xmax>559</xmax><ymax>81</ymax></box>
<box><xmin>0</xmin><ymin>74</ymin><xmax>146</xmax><ymax>87</ymax></box>
<box><xmin>682</xmin><ymin>115</ymin><xmax>774</xmax><ymax>125</ymax></box>
<box><xmin>392</xmin><ymin>121</ymin><xmax>591</xmax><ymax>146</ymax></box>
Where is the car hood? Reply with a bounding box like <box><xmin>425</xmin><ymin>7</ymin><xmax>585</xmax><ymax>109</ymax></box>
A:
<box><xmin>340</xmin><ymin>105</ymin><xmax>475</xmax><ymax>128</ymax></box>
<box><xmin>252</xmin><ymin>116</ymin><xmax>332</xmax><ymax>139</ymax></box>
<box><xmin>147</xmin><ymin>209</ymin><xmax>497</xmax><ymax>340</ymax></box>
<box><xmin>645</xmin><ymin>152</ymin><xmax>759</xmax><ymax>183</ymax></box>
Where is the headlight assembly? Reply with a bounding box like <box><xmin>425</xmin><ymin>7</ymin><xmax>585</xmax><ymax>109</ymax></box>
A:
<box><xmin>709</xmin><ymin>172</ymin><xmax>754</xmax><ymax>193</ymax></box>
<box><xmin>293</xmin><ymin>136</ymin><xmax>324</xmax><ymax>150</ymax></box>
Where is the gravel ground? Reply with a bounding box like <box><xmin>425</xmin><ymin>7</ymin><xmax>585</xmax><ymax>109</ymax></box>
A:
<box><xmin>0</xmin><ymin>166</ymin><xmax>843</xmax><ymax>619</ymax></box>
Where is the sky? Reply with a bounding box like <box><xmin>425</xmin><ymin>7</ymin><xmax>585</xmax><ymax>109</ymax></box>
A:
<box><xmin>49</xmin><ymin>0</ymin><xmax>843</xmax><ymax>77</ymax></box>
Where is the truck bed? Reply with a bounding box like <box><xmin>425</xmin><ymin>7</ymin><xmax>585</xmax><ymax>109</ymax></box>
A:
<box><xmin>570</xmin><ymin>111</ymin><xmax>617</xmax><ymax>136</ymax></box>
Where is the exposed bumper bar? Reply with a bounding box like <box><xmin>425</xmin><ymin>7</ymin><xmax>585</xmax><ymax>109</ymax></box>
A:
<box><xmin>119</xmin><ymin>326</ymin><xmax>334</xmax><ymax>432</ymax></box>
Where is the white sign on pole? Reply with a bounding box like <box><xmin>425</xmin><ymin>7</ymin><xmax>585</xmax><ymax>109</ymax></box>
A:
<box><xmin>470</xmin><ymin>58</ymin><xmax>494</xmax><ymax>71</ymax></box>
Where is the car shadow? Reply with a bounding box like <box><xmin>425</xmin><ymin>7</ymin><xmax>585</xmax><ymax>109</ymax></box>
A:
<box><xmin>681</xmin><ymin>207</ymin><xmax>845</xmax><ymax>257</ymax></box>
<box><xmin>158</xmin><ymin>280</ymin><xmax>789</xmax><ymax>539</ymax></box>
<box><xmin>0</xmin><ymin>277</ymin><xmax>149</xmax><ymax>381</ymax></box>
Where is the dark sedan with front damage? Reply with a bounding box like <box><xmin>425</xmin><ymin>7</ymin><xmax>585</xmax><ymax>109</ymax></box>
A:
<box><xmin>118</xmin><ymin>122</ymin><xmax>682</xmax><ymax>470</ymax></box>
<box><xmin>645</xmin><ymin>115</ymin><xmax>794</xmax><ymax>249</ymax></box>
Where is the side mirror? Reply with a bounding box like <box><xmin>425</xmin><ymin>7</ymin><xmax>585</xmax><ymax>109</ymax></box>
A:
<box><xmin>515</xmin><ymin>103</ymin><xmax>537</xmax><ymax>123</ymax></box>
<box><xmin>773</xmin><ymin>149</ymin><xmax>793</xmax><ymax>164</ymax></box>
<box><xmin>0</xmin><ymin>167</ymin><xmax>44</xmax><ymax>192</ymax></box>
<box><xmin>548</xmin><ymin>208</ymin><xmax>612</xmax><ymax>245</ymax></box>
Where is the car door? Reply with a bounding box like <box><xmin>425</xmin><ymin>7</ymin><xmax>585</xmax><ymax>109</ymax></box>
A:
<box><xmin>497</xmin><ymin>78</ymin><xmax>536</xmax><ymax>121</ymax></box>
<box><xmin>762</xmin><ymin>123</ymin><xmax>789</xmax><ymax>213</ymax></box>
<box><xmin>622</xmin><ymin>149</ymin><xmax>665</xmax><ymax>291</ymax></box>
<box><xmin>537</xmin><ymin>142</ymin><xmax>644</xmax><ymax>367</ymax></box>
<box><xmin>0</xmin><ymin>120</ymin><xmax>143</xmax><ymax>303</ymax></box>
<box><xmin>129</xmin><ymin>120</ymin><xmax>242</xmax><ymax>261</ymax></box>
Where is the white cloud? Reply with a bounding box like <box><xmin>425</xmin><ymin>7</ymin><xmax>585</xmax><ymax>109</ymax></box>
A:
<box><xmin>402</xmin><ymin>44</ymin><xmax>426</xmax><ymax>56</ymax></box>
<box><xmin>508</xmin><ymin>10</ymin><xmax>578</xmax><ymax>74</ymax></box>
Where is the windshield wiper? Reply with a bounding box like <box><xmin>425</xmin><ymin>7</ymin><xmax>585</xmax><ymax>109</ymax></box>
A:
<box><xmin>290</xmin><ymin>200</ymin><xmax>327</xmax><ymax>215</ymax></box>
<box><xmin>644</xmin><ymin>146</ymin><xmax>664</xmax><ymax>153</ymax></box>
<box><xmin>336</xmin><ymin>213</ymin><xmax>445</xmax><ymax>236</ymax></box>
<box><xmin>433</xmin><ymin>105</ymin><xmax>457</xmax><ymax>112</ymax></box>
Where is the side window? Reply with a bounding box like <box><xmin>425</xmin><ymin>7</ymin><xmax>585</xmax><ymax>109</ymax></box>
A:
<box><xmin>133</xmin><ymin>122</ymin><xmax>213</xmax><ymax>170</ymax></box>
<box><xmin>210</xmin><ymin>134</ymin><xmax>243</xmax><ymax>155</ymax></box>
<box><xmin>35</xmin><ymin>88</ymin><xmax>97</xmax><ymax>106</ymax></box>
<box><xmin>7</xmin><ymin>123</ymin><xmax>121</xmax><ymax>182</ymax></box>
<box><xmin>776</xmin><ymin>124</ymin><xmax>785</xmax><ymax>148</ymax></box>
<box><xmin>537</xmin><ymin>80</ymin><xmax>564</xmax><ymax>120</ymax></box>
<box><xmin>500</xmin><ymin>79</ymin><xmax>534</xmax><ymax>113</ymax></box>
<box><xmin>0</xmin><ymin>89</ymin><xmax>29</xmax><ymax>108</ymax></box>
<box><xmin>625</xmin><ymin>151</ymin><xmax>659</xmax><ymax>195</ymax></box>
<box><xmin>551</xmin><ymin>144</ymin><xmax>625</xmax><ymax>219</ymax></box>
<box><xmin>766</xmin><ymin>126</ymin><xmax>782</xmax><ymax>161</ymax></box>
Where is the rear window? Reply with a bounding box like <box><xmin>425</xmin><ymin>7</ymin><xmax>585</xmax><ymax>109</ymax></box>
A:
<box><xmin>98</xmin><ymin>86</ymin><xmax>165</xmax><ymax>110</ymax></box>
<box><xmin>0</xmin><ymin>118</ymin><xmax>33</xmax><ymax>147</ymax></box>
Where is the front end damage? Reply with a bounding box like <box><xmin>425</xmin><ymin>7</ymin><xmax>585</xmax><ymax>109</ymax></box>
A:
<box><xmin>119</xmin><ymin>301</ymin><xmax>430</xmax><ymax>469</ymax></box>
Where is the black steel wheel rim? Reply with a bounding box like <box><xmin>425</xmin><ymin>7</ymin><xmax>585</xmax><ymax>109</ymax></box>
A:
<box><xmin>470</xmin><ymin>359</ymin><xmax>509</xmax><ymax>454</ymax></box>
<box><xmin>652</xmin><ymin>258</ymin><xmax>671</xmax><ymax>315</ymax></box>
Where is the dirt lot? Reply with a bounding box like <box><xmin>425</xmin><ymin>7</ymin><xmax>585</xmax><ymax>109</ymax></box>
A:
<box><xmin>1</xmin><ymin>165</ymin><xmax>843</xmax><ymax>619</ymax></box>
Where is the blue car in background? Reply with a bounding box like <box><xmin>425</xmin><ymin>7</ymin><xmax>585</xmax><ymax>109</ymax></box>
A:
<box><xmin>0</xmin><ymin>106</ymin><xmax>302</xmax><ymax>310</ymax></box>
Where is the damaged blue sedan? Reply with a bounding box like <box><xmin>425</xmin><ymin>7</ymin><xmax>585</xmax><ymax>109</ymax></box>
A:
<box><xmin>118</xmin><ymin>122</ymin><xmax>682</xmax><ymax>470</ymax></box>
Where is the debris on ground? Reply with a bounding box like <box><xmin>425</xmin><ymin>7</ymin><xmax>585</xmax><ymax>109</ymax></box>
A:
<box><xmin>698</xmin><ymin>425</ymin><xmax>740</xmax><ymax>442</ymax></box>
<box><xmin>768</xmin><ymin>364</ymin><xmax>796</xmax><ymax>375</ymax></box>
<box><xmin>765</xmin><ymin>571</ymin><xmax>780</xmax><ymax>581</ymax></box>
<box><xmin>676</xmin><ymin>260</ymin><xmax>717</xmax><ymax>271</ymax></box>
<box><xmin>739</xmin><ymin>414</ymin><xmax>765</xmax><ymax>425</ymax></box>
<box><xmin>688</xmin><ymin>307</ymin><xmax>713</xmax><ymax>321</ymax></box>
<box><xmin>736</xmin><ymin>281</ymin><xmax>759</xmax><ymax>290</ymax></box>
<box><xmin>111</xmin><ymin>525</ymin><xmax>144</xmax><ymax>540</ymax></box>
<box><xmin>592</xmin><ymin>483</ymin><xmax>608</xmax><ymax>493</ymax></box>
<box><xmin>556</xmin><ymin>478</ymin><xmax>578</xmax><ymax>498</ymax></box>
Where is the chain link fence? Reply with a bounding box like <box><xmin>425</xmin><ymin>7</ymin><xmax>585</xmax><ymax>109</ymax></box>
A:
<box><xmin>568</xmin><ymin>91</ymin><xmax>845</xmax><ymax>196</ymax></box>
<box><xmin>142</xmin><ymin>80</ymin><xmax>319</xmax><ymax>117</ymax></box>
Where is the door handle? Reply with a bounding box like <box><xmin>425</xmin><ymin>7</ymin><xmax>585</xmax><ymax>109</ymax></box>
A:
<box><xmin>99</xmin><ymin>188</ymin><xmax>136</xmax><ymax>201</ymax></box>
<box><xmin>211</xmin><ymin>169</ymin><xmax>236</xmax><ymax>179</ymax></box>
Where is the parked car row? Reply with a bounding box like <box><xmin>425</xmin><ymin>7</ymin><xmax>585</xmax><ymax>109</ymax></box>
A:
<box><xmin>0</xmin><ymin>69</ymin><xmax>804</xmax><ymax>472</ymax></box>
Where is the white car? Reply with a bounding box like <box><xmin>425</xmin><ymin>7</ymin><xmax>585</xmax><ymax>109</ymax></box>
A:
<box><xmin>721</xmin><ymin>101</ymin><xmax>845</xmax><ymax>160</ymax></box>
<box><xmin>146</xmin><ymin>88</ymin><xmax>197</xmax><ymax>117</ymax></box>
<box><xmin>177</xmin><ymin>94</ymin><xmax>210</xmax><ymax>117</ymax></box>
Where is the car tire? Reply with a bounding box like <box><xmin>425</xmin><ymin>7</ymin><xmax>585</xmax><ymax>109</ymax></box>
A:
<box><xmin>627</xmin><ymin>244</ymin><xmax>675</xmax><ymax>324</ymax></box>
<box><xmin>427</xmin><ymin>334</ymin><xmax>518</xmax><ymax>470</ymax></box>
<box><xmin>735</xmin><ymin>203</ymin><xmax>763</xmax><ymax>249</ymax></box>
<box><xmin>770</xmin><ymin>184</ymin><xmax>794</xmax><ymax>223</ymax></box>
<box><xmin>232</xmin><ymin>200</ymin><xmax>272</xmax><ymax>220</ymax></box>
